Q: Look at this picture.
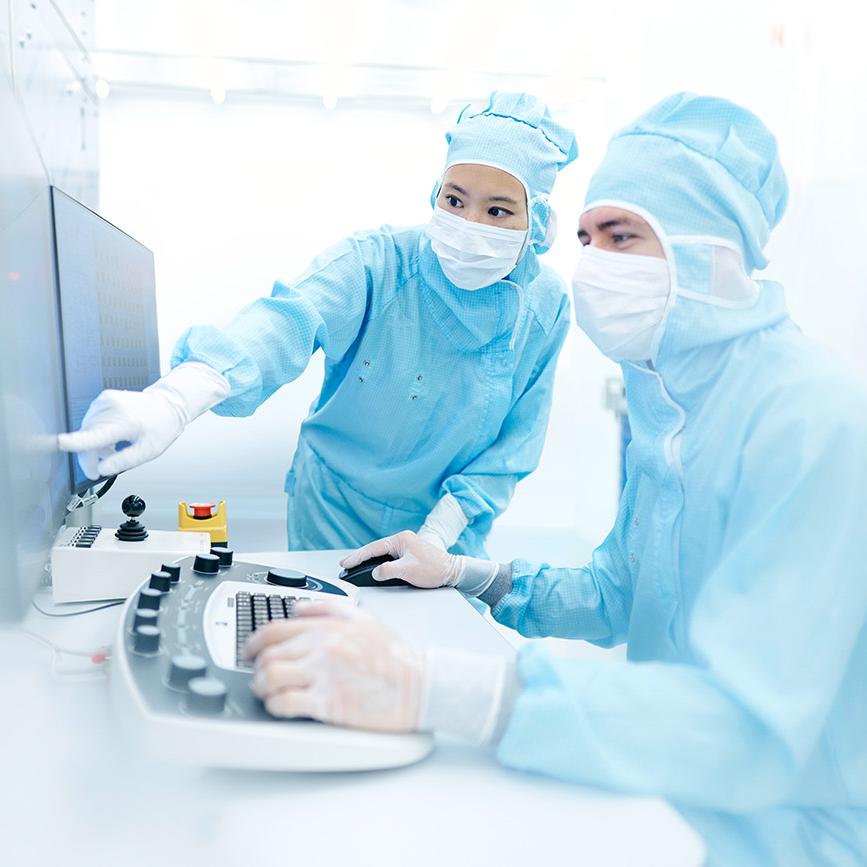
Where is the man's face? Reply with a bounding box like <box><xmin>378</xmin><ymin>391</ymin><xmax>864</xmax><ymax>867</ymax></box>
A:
<box><xmin>578</xmin><ymin>206</ymin><xmax>664</xmax><ymax>258</ymax></box>
<box><xmin>436</xmin><ymin>163</ymin><xmax>529</xmax><ymax>231</ymax></box>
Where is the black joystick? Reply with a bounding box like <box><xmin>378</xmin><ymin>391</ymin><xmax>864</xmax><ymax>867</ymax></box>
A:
<box><xmin>116</xmin><ymin>495</ymin><xmax>149</xmax><ymax>542</ymax></box>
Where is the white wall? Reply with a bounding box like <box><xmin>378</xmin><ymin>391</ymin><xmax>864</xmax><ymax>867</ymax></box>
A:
<box><xmin>92</xmin><ymin>0</ymin><xmax>866</xmax><ymax>562</ymax></box>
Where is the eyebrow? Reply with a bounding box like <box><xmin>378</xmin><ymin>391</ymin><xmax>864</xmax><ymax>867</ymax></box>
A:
<box><xmin>578</xmin><ymin>218</ymin><xmax>639</xmax><ymax>237</ymax></box>
<box><xmin>598</xmin><ymin>218</ymin><xmax>637</xmax><ymax>231</ymax></box>
<box><xmin>443</xmin><ymin>182</ymin><xmax>519</xmax><ymax>206</ymax></box>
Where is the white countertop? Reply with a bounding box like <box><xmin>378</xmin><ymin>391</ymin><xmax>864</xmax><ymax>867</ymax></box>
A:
<box><xmin>0</xmin><ymin>549</ymin><xmax>704</xmax><ymax>867</ymax></box>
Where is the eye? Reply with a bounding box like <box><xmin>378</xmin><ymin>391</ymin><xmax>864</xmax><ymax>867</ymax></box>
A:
<box><xmin>612</xmin><ymin>233</ymin><xmax>636</xmax><ymax>245</ymax></box>
<box><xmin>488</xmin><ymin>206</ymin><xmax>514</xmax><ymax>218</ymax></box>
<box><xmin>445</xmin><ymin>194</ymin><xmax>462</xmax><ymax>209</ymax></box>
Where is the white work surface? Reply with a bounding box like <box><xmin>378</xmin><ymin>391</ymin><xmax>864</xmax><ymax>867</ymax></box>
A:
<box><xmin>0</xmin><ymin>550</ymin><xmax>705</xmax><ymax>867</ymax></box>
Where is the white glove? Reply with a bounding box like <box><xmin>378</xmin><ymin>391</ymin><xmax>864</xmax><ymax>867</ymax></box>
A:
<box><xmin>416</xmin><ymin>492</ymin><xmax>469</xmax><ymax>550</ymax></box>
<box><xmin>57</xmin><ymin>362</ymin><xmax>229</xmax><ymax>480</ymax></box>
<box><xmin>340</xmin><ymin>530</ymin><xmax>500</xmax><ymax>596</ymax></box>
<box><xmin>245</xmin><ymin>599</ymin><xmax>424</xmax><ymax>732</ymax></box>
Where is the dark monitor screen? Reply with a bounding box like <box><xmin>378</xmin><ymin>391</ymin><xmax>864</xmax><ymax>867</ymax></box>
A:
<box><xmin>52</xmin><ymin>188</ymin><xmax>160</xmax><ymax>492</ymax></box>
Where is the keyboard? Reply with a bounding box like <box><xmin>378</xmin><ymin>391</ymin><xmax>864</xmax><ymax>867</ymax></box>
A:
<box><xmin>111</xmin><ymin>553</ymin><xmax>433</xmax><ymax>771</ymax></box>
<box><xmin>234</xmin><ymin>590</ymin><xmax>304</xmax><ymax>668</ymax></box>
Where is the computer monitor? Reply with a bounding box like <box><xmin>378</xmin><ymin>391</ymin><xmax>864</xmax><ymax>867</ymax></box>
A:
<box><xmin>52</xmin><ymin>187</ymin><xmax>160</xmax><ymax>493</ymax></box>
<box><xmin>0</xmin><ymin>182</ymin><xmax>159</xmax><ymax>623</ymax></box>
<box><xmin>0</xmin><ymin>186</ymin><xmax>71</xmax><ymax>623</ymax></box>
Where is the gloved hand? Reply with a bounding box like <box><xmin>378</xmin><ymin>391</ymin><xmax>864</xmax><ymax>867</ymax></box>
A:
<box><xmin>245</xmin><ymin>599</ymin><xmax>424</xmax><ymax>732</ymax></box>
<box><xmin>340</xmin><ymin>530</ymin><xmax>500</xmax><ymax>595</ymax></box>
<box><xmin>57</xmin><ymin>362</ymin><xmax>229</xmax><ymax>480</ymax></box>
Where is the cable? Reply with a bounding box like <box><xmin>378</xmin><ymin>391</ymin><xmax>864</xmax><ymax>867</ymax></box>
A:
<box><xmin>31</xmin><ymin>598</ymin><xmax>124</xmax><ymax>617</ymax></box>
<box><xmin>95</xmin><ymin>475</ymin><xmax>117</xmax><ymax>499</ymax></box>
<box><xmin>20</xmin><ymin>630</ymin><xmax>111</xmax><ymax>681</ymax></box>
<box><xmin>65</xmin><ymin>474</ymin><xmax>118</xmax><ymax>513</ymax></box>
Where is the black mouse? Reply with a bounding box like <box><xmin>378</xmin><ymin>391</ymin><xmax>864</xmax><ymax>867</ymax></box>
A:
<box><xmin>338</xmin><ymin>554</ymin><xmax>409</xmax><ymax>587</ymax></box>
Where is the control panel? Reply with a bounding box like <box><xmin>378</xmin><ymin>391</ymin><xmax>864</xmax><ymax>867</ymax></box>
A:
<box><xmin>111</xmin><ymin>553</ymin><xmax>434</xmax><ymax>771</ymax></box>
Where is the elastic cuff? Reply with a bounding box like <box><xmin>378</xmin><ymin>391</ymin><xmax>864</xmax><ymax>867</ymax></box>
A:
<box><xmin>157</xmin><ymin>361</ymin><xmax>231</xmax><ymax>422</ymax></box>
<box><xmin>455</xmin><ymin>557</ymin><xmax>501</xmax><ymax>597</ymax></box>
<box><xmin>478</xmin><ymin>562</ymin><xmax>514</xmax><ymax>609</ymax></box>
<box><xmin>419</xmin><ymin>647</ymin><xmax>515</xmax><ymax>745</ymax></box>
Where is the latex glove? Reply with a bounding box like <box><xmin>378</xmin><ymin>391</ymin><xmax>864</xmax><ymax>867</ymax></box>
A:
<box><xmin>57</xmin><ymin>362</ymin><xmax>229</xmax><ymax>479</ymax></box>
<box><xmin>340</xmin><ymin>530</ymin><xmax>500</xmax><ymax>596</ymax></box>
<box><xmin>416</xmin><ymin>492</ymin><xmax>468</xmax><ymax>551</ymax></box>
<box><xmin>245</xmin><ymin>599</ymin><xmax>423</xmax><ymax>732</ymax></box>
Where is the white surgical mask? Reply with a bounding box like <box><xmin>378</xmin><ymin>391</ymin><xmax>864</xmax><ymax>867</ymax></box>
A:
<box><xmin>571</xmin><ymin>245</ymin><xmax>671</xmax><ymax>362</ymax></box>
<box><xmin>426</xmin><ymin>206</ymin><xmax>527</xmax><ymax>291</ymax></box>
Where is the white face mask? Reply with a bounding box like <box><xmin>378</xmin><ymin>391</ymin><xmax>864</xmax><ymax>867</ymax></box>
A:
<box><xmin>571</xmin><ymin>245</ymin><xmax>671</xmax><ymax>362</ymax></box>
<box><xmin>426</xmin><ymin>206</ymin><xmax>527</xmax><ymax>291</ymax></box>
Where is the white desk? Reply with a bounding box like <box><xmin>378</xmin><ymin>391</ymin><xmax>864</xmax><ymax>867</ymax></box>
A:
<box><xmin>0</xmin><ymin>550</ymin><xmax>705</xmax><ymax>867</ymax></box>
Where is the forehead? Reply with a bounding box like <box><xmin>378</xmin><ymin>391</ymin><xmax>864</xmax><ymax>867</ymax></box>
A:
<box><xmin>443</xmin><ymin>163</ymin><xmax>526</xmax><ymax>198</ymax></box>
<box><xmin>579</xmin><ymin>205</ymin><xmax>651</xmax><ymax>234</ymax></box>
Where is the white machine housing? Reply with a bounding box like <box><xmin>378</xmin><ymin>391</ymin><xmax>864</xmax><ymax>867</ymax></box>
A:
<box><xmin>51</xmin><ymin>525</ymin><xmax>211</xmax><ymax>603</ymax></box>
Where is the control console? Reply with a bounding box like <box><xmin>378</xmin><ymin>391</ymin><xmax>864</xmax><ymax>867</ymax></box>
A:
<box><xmin>111</xmin><ymin>552</ymin><xmax>434</xmax><ymax>771</ymax></box>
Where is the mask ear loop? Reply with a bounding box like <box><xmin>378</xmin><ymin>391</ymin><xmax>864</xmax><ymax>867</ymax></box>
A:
<box><xmin>580</xmin><ymin>198</ymin><xmax>678</xmax><ymax>365</ymax></box>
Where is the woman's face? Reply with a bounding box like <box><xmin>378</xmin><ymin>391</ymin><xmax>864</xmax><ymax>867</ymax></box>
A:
<box><xmin>436</xmin><ymin>163</ymin><xmax>529</xmax><ymax>231</ymax></box>
<box><xmin>577</xmin><ymin>206</ymin><xmax>664</xmax><ymax>258</ymax></box>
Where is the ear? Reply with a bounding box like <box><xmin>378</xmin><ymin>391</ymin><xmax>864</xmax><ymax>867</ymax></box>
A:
<box><xmin>430</xmin><ymin>177</ymin><xmax>443</xmax><ymax>210</ymax></box>
<box><xmin>528</xmin><ymin>197</ymin><xmax>557</xmax><ymax>254</ymax></box>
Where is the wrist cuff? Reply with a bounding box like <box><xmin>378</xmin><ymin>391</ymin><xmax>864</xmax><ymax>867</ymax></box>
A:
<box><xmin>420</xmin><ymin>647</ymin><xmax>515</xmax><ymax>745</ymax></box>
<box><xmin>156</xmin><ymin>362</ymin><xmax>231</xmax><ymax>423</ymax></box>
<box><xmin>455</xmin><ymin>557</ymin><xmax>500</xmax><ymax>597</ymax></box>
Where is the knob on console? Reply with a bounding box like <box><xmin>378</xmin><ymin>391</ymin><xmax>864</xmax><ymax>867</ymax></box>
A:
<box><xmin>167</xmin><ymin>654</ymin><xmax>207</xmax><ymax>691</ymax></box>
<box><xmin>148</xmin><ymin>571</ymin><xmax>172</xmax><ymax>593</ymax></box>
<box><xmin>161</xmin><ymin>563</ymin><xmax>181</xmax><ymax>583</ymax></box>
<box><xmin>212</xmin><ymin>547</ymin><xmax>234</xmax><ymax>568</ymax></box>
<box><xmin>266</xmin><ymin>568</ymin><xmax>307</xmax><ymax>588</ymax></box>
<box><xmin>192</xmin><ymin>553</ymin><xmax>220</xmax><ymax>575</ymax></box>
<box><xmin>134</xmin><ymin>624</ymin><xmax>160</xmax><ymax>654</ymax></box>
<box><xmin>184</xmin><ymin>677</ymin><xmax>227</xmax><ymax>714</ymax></box>
<box><xmin>133</xmin><ymin>608</ymin><xmax>159</xmax><ymax>631</ymax></box>
<box><xmin>138</xmin><ymin>587</ymin><xmax>162</xmax><ymax>610</ymax></box>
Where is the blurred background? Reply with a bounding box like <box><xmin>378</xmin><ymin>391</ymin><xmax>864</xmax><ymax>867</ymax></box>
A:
<box><xmin>5</xmin><ymin>0</ymin><xmax>865</xmax><ymax>565</ymax></box>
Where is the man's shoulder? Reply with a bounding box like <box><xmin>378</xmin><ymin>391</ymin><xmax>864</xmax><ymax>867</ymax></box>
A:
<box><xmin>742</xmin><ymin>331</ymin><xmax>867</xmax><ymax>447</ymax></box>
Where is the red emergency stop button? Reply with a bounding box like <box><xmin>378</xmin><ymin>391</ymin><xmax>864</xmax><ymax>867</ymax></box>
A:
<box><xmin>189</xmin><ymin>502</ymin><xmax>215</xmax><ymax>518</ymax></box>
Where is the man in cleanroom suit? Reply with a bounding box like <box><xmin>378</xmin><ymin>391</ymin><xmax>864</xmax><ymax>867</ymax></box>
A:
<box><xmin>245</xmin><ymin>94</ymin><xmax>867</xmax><ymax>866</ymax></box>
<box><xmin>59</xmin><ymin>92</ymin><xmax>577</xmax><ymax>556</ymax></box>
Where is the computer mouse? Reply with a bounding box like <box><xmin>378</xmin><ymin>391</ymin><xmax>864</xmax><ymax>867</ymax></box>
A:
<box><xmin>338</xmin><ymin>554</ymin><xmax>409</xmax><ymax>587</ymax></box>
